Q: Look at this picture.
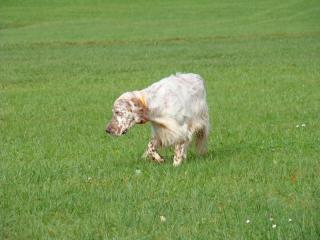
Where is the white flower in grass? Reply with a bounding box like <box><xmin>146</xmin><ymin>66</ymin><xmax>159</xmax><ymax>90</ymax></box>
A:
<box><xmin>272</xmin><ymin>224</ymin><xmax>277</xmax><ymax>228</ymax></box>
<box><xmin>160</xmin><ymin>215</ymin><xmax>166</xmax><ymax>222</ymax></box>
<box><xmin>87</xmin><ymin>177</ymin><xmax>92</xmax><ymax>181</ymax></box>
<box><xmin>296</xmin><ymin>124</ymin><xmax>300</xmax><ymax>128</ymax></box>
<box><xmin>288</xmin><ymin>218</ymin><xmax>292</xmax><ymax>222</ymax></box>
<box><xmin>135</xmin><ymin>169</ymin><xmax>141</xmax><ymax>175</ymax></box>
<box><xmin>269</xmin><ymin>217</ymin><xmax>274</xmax><ymax>222</ymax></box>
<box><xmin>246</xmin><ymin>219</ymin><xmax>250</xmax><ymax>224</ymax></box>
<box><xmin>301</xmin><ymin>123</ymin><xmax>306</xmax><ymax>127</ymax></box>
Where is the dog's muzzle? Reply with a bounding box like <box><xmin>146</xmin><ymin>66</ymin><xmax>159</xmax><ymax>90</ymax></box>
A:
<box><xmin>105</xmin><ymin>126</ymin><xmax>128</xmax><ymax>136</ymax></box>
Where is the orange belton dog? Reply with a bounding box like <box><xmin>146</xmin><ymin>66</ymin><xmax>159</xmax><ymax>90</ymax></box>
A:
<box><xmin>106</xmin><ymin>73</ymin><xmax>209</xmax><ymax>166</ymax></box>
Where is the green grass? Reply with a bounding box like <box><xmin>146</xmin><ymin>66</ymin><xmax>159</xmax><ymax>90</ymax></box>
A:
<box><xmin>1</xmin><ymin>0</ymin><xmax>320</xmax><ymax>239</ymax></box>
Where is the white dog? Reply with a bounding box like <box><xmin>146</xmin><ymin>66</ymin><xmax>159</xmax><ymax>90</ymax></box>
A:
<box><xmin>106</xmin><ymin>73</ymin><xmax>209</xmax><ymax>166</ymax></box>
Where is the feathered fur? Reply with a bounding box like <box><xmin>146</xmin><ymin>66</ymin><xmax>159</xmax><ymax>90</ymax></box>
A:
<box><xmin>106</xmin><ymin>73</ymin><xmax>210</xmax><ymax>166</ymax></box>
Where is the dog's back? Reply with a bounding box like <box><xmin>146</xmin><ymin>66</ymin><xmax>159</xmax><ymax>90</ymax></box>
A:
<box><xmin>142</xmin><ymin>73</ymin><xmax>206</xmax><ymax>119</ymax></box>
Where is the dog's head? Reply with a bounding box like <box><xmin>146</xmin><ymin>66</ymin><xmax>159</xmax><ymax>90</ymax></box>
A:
<box><xmin>105</xmin><ymin>92</ymin><xmax>148</xmax><ymax>136</ymax></box>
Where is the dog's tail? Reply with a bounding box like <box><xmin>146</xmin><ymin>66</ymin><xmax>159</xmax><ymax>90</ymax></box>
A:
<box><xmin>195</xmin><ymin>116</ymin><xmax>209</xmax><ymax>155</ymax></box>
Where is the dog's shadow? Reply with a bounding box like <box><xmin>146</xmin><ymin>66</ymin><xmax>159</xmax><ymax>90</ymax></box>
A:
<box><xmin>183</xmin><ymin>144</ymin><xmax>238</xmax><ymax>165</ymax></box>
<box><xmin>135</xmin><ymin>143</ymin><xmax>238</xmax><ymax>166</ymax></box>
<box><xmin>155</xmin><ymin>147</ymin><xmax>215</xmax><ymax>165</ymax></box>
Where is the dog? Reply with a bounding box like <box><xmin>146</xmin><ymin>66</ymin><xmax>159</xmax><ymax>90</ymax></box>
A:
<box><xmin>105</xmin><ymin>73</ymin><xmax>209</xmax><ymax>166</ymax></box>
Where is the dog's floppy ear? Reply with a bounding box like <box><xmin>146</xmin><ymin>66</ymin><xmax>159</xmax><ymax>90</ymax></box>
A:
<box><xmin>131</xmin><ymin>96</ymin><xmax>148</xmax><ymax>124</ymax></box>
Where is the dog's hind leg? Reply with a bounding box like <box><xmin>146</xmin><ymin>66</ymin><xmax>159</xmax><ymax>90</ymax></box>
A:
<box><xmin>194</xmin><ymin>114</ymin><xmax>209</xmax><ymax>155</ymax></box>
<box><xmin>195</xmin><ymin>126</ymin><xmax>209</xmax><ymax>154</ymax></box>
<box><xmin>142</xmin><ymin>138</ymin><xmax>164</xmax><ymax>163</ymax></box>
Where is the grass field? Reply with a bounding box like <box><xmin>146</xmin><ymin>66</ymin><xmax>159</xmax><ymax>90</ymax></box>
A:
<box><xmin>1</xmin><ymin>0</ymin><xmax>320</xmax><ymax>239</ymax></box>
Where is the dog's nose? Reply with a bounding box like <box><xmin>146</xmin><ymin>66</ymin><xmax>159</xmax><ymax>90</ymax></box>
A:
<box><xmin>105</xmin><ymin>127</ymin><xmax>112</xmax><ymax>134</ymax></box>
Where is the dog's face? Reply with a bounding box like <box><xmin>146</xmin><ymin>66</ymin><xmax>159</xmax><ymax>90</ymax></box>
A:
<box><xmin>105</xmin><ymin>93</ymin><xmax>148</xmax><ymax>136</ymax></box>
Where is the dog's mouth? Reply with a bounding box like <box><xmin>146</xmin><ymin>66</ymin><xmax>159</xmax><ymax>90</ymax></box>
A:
<box><xmin>106</xmin><ymin>128</ymin><xmax>128</xmax><ymax>136</ymax></box>
<box><xmin>122</xmin><ymin>129</ymin><xmax>128</xmax><ymax>135</ymax></box>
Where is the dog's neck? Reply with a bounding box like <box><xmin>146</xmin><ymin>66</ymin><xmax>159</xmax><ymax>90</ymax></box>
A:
<box><xmin>138</xmin><ymin>94</ymin><xmax>147</xmax><ymax>108</ymax></box>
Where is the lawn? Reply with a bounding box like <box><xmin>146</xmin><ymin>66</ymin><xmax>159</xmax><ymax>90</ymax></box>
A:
<box><xmin>1</xmin><ymin>0</ymin><xmax>319</xmax><ymax>239</ymax></box>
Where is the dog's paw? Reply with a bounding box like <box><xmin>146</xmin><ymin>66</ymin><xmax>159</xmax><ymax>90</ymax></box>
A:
<box><xmin>173</xmin><ymin>160</ymin><xmax>182</xmax><ymax>167</ymax></box>
<box><xmin>152</xmin><ymin>156</ymin><xmax>165</xmax><ymax>164</ymax></box>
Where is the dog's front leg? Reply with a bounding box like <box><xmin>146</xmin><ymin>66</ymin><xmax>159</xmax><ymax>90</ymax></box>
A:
<box><xmin>173</xmin><ymin>142</ymin><xmax>188</xmax><ymax>167</ymax></box>
<box><xmin>143</xmin><ymin>138</ymin><xmax>164</xmax><ymax>163</ymax></box>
